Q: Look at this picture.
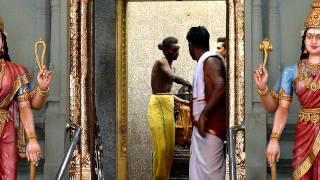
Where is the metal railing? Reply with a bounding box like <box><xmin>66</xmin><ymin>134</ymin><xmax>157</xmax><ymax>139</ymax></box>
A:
<box><xmin>227</xmin><ymin>123</ymin><xmax>245</xmax><ymax>180</ymax></box>
<box><xmin>56</xmin><ymin>123</ymin><xmax>82</xmax><ymax>180</ymax></box>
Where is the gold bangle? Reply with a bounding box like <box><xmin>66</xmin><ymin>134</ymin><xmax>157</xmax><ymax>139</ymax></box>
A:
<box><xmin>27</xmin><ymin>132</ymin><xmax>37</xmax><ymax>140</ymax></box>
<box><xmin>257</xmin><ymin>86</ymin><xmax>268</xmax><ymax>96</ymax></box>
<box><xmin>37</xmin><ymin>86</ymin><xmax>49</xmax><ymax>97</ymax></box>
<box><xmin>270</xmin><ymin>132</ymin><xmax>280</xmax><ymax>140</ymax></box>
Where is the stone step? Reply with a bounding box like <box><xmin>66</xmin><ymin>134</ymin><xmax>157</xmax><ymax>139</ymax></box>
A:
<box><xmin>170</xmin><ymin>145</ymin><xmax>190</xmax><ymax>179</ymax></box>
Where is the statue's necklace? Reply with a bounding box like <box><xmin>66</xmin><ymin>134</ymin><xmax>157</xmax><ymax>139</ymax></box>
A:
<box><xmin>304</xmin><ymin>61</ymin><xmax>320</xmax><ymax>91</ymax></box>
<box><xmin>0</xmin><ymin>59</ymin><xmax>6</xmax><ymax>88</ymax></box>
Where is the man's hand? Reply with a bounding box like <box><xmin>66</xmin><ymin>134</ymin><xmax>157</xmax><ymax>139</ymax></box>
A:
<box><xmin>198</xmin><ymin>111</ymin><xmax>207</xmax><ymax>138</ymax></box>
<box><xmin>185</xmin><ymin>80</ymin><xmax>192</xmax><ymax>89</ymax></box>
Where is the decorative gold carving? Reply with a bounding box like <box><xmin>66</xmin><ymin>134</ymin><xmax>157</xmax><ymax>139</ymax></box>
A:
<box><xmin>305</xmin><ymin>80</ymin><xmax>320</xmax><ymax>91</ymax></box>
<box><xmin>69</xmin><ymin>0</ymin><xmax>94</xmax><ymax>179</ymax></box>
<box><xmin>305</xmin><ymin>0</ymin><xmax>320</xmax><ymax>28</ymax></box>
<box><xmin>116</xmin><ymin>1</ymin><xmax>128</xmax><ymax>180</ymax></box>
<box><xmin>259</xmin><ymin>38</ymin><xmax>273</xmax><ymax>67</ymax></box>
<box><xmin>0</xmin><ymin>60</ymin><xmax>6</xmax><ymax>87</ymax></box>
<box><xmin>0</xmin><ymin>73</ymin><xmax>32</xmax><ymax>108</ymax></box>
<box><xmin>0</xmin><ymin>109</ymin><xmax>11</xmax><ymax>151</ymax></box>
<box><xmin>270</xmin><ymin>132</ymin><xmax>281</xmax><ymax>141</ymax></box>
<box><xmin>257</xmin><ymin>86</ymin><xmax>269</xmax><ymax>96</ymax></box>
<box><xmin>36</xmin><ymin>86</ymin><xmax>49</xmax><ymax>97</ymax></box>
<box><xmin>278</xmin><ymin>88</ymin><xmax>293</xmax><ymax>102</ymax></box>
<box><xmin>17</xmin><ymin>88</ymin><xmax>30</xmax><ymax>102</ymax></box>
<box><xmin>292</xmin><ymin>130</ymin><xmax>320</xmax><ymax>179</ymax></box>
<box><xmin>227</xmin><ymin>0</ymin><xmax>246</xmax><ymax>179</ymax></box>
<box><xmin>299</xmin><ymin>108</ymin><xmax>320</xmax><ymax>123</ymax></box>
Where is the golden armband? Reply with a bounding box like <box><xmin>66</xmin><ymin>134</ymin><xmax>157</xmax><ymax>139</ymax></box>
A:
<box><xmin>27</xmin><ymin>132</ymin><xmax>37</xmax><ymax>141</ymax></box>
<box><xmin>270</xmin><ymin>132</ymin><xmax>280</xmax><ymax>141</ymax></box>
<box><xmin>257</xmin><ymin>86</ymin><xmax>268</xmax><ymax>96</ymax></box>
<box><xmin>17</xmin><ymin>88</ymin><xmax>30</xmax><ymax>102</ymax></box>
<box><xmin>36</xmin><ymin>86</ymin><xmax>49</xmax><ymax>97</ymax></box>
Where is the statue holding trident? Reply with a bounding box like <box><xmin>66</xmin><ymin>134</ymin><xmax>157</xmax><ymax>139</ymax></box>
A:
<box><xmin>0</xmin><ymin>16</ymin><xmax>52</xmax><ymax>180</ymax></box>
<box><xmin>254</xmin><ymin>0</ymin><xmax>320</xmax><ymax>179</ymax></box>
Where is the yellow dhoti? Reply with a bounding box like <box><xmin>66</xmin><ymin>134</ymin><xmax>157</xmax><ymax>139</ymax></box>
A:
<box><xmin>147</xmin><ymin>94</ymin><xmax>175</xmax><ymax>180</ymax></box>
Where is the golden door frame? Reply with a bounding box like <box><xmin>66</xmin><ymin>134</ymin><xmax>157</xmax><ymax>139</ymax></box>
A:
<box><xmin>115</xmin><ymin>0</ymin><xmax>245</xmax><ymax>179</ymax></box>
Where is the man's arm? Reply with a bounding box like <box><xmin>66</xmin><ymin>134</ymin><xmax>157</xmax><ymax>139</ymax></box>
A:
<box><xmin>197</xmin><ymin>57</ymin><xmax>225</xmax><ymax>137</ymax></box>
<box><xmin>174</xmin><ymin>95</ymin><xmax>189</xmax><ymax>105</ymax></box>
<box><xmin>159</xmin><ymin>60</ymin><xmax>192</xmax><ymax>88</ymax></box>
<box><xmin>202</xmin><ymin>57</ymin><xmax>225</xmax><ymax>114</ymax></box>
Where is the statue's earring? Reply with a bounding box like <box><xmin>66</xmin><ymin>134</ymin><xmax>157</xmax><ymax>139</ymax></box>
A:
<box><xmin>304</xmin><ymin>49</ymin><xmax>308</xmax><ymax>54</ymax></box>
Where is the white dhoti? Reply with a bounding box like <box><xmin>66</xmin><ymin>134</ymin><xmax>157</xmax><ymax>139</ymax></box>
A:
<box><xmin>189</xmin><ymin>127</ymin><xmax>225</xmax><ymax>180</ymax></box>
<box><xmin>189</xmin><ymin>51</ymin><xmax>225</xmax><ymax>180</ymax></box>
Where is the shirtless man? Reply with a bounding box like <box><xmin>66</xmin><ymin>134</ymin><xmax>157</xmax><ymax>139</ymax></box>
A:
<box><xmin>187</xmin><ymin>26</ymin><xmax>227</xmax><ymax>180</ymax></box>
<box><xmin>148</xmin><ymin>36</ymin><xmax>191</xmax><ymax>180</ymax></box>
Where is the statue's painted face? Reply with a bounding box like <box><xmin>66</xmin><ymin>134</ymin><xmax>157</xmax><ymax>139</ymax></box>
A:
<box><xmin>305</xmin><ymin>28</ymin><xmax>320</xmax><ymax>56</ymax></box>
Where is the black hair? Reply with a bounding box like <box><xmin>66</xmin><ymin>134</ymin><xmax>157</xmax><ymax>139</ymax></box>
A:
<box><xmin>300</xmin><ymin>28</ymin><xmax>309</xmax><ymax>60</ymax></box>
<box><xmin>217</xmin><ymin>37</ymin><xmax>227</xmax><ymax>49</ymax></box>
<box><xmin>158</xmin><ymin>36</ymin><xmax>178</xmax><ymax>51</ymax></box>
<box><xmin>186</xmin><ymin>26</ymin><xmax>210</xmax><ymax>49</ymax></box>
<box><xmin>0</xmin><ymin>31</ymin><xmax>11</xmax><ymax>61</ymax></box>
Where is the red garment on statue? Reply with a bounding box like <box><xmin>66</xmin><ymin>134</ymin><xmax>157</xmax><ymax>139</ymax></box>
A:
<box><xmin>292</xmin><ymin>64</ymin><xmax>320</xmax><ymax>179</ymax></box>
<box><xmin>0</xmin><ymin>61</ymin><xmax>31</xmax><ymax>180</ymax></box>
<box><xmin>0</xmin><ymin>120</ymin><xmax>17</xmax><ymax>180</ymax></box>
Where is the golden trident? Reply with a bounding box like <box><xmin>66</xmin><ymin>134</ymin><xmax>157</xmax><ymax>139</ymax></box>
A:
<box><xmin>259</xmin><ymin>38</ymin><xmax>273</xmax><ymax>67</ymax></box>
<box><xmin>34</xmin><ymin>37</ymin><xmax>46</xmax><ymax>71</ymax></box>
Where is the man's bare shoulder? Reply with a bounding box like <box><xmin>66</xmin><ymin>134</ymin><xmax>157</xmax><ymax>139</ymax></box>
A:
<box><xmin>207</xmin><ymin>56</ymin><xmax>222</xmax><ymax>61</ymax></box>
<box><xmin>205</xmin><ymin>56</ymin><xmax>224</xmax><ymax>67</ymax></box>
<box><xmin>155</xmin><ymin>58</ymin><xmax>169</xmax><ymax>66</ymax></box>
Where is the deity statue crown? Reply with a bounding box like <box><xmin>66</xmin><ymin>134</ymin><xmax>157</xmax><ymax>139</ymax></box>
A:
<box><xmin>0</xmin><ymin>16</ymin><xmax>4</xmax><ymax>33</ymax></box>
<box><xmin>305</xmin><ymin>0</ymin><xmax>320</xmax><ymax>28</ymax></box>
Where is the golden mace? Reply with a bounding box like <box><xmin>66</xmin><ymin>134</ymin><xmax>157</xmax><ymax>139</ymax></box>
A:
<box><xmin>271</xmin><ymin>163</ymin><xmax>277</xmax><ymax>180</ymax></box>
<box><xmin>30</xmin><ymin>162</ymin><xmax>36</xmax><ymax>180</ymax></box>
<box><xmin>259</xmin><ymin>38</ymin><xmax>273</xmax><ymax>67</ymax></box>
<box><xmin>259</xmin><ymin>37</ymin><xmax>276</xmax><ymax>180</ymax></box>
<box><xmin>34</xmin><ymin>37</ymin><xmax>46</xmax><ymax>71</ymax></box>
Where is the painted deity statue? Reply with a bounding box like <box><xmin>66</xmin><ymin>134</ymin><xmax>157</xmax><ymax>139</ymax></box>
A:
<box><xmin>0</xmin><ymin>16</ymin><xmax>52</xmax><ymax>179</ymax></box>
<box><xmin>254</xmin><ymin>1</ymin><xmax>320</xmax><ymax>179</ymax></box>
